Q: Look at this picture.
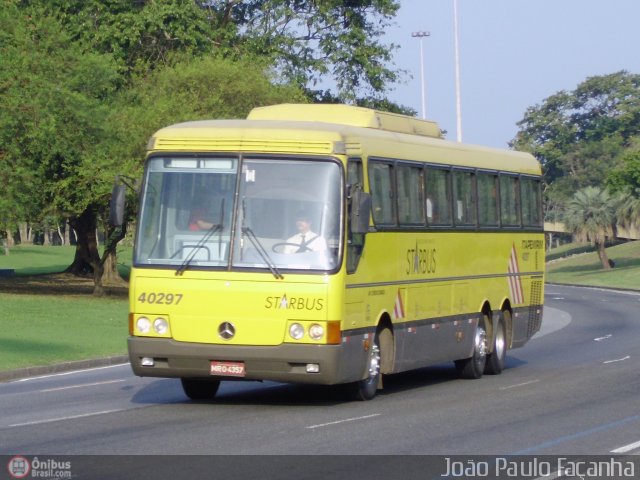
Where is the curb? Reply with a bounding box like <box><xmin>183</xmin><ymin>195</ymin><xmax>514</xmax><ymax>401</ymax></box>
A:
<box><xmin>545</xmin><ymin>281</ymin><xmax>640</xmax><ymax>293</ymax></box>
<box><xmin>0</xmin><ymin>355</ymin><xmax>130</xmax><ymax>383</ymax></box>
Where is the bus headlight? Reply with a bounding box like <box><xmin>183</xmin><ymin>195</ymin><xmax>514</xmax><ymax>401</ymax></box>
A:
<box><xmin>136</xmin><ymin>317</ymin><xmax>151</xmax><ymax>334</ymax></box>
<box><xmin>289</xmin><ymin>323</ymin><xmax>304</xmax><ymax>340</ymax></box>
<box><xmin>153</xmin><ymin>317</ymin><xmax>169</xmax><ymax>335</ymax></box>
<box><xmin>309</xmin><ymin>324</ymin><xmax>324</xmax><ymax>341</ymax></box>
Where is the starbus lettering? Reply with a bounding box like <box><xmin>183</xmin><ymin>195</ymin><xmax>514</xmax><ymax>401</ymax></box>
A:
<box><xmin>265</xmin><ymin>295</ymin><xmax>325</xmax><ymax>311</ymax></box>
<box><xmin>406</xmin><ymin>247</ymin><xmax>436</xmax><ymax>275</ymax></box>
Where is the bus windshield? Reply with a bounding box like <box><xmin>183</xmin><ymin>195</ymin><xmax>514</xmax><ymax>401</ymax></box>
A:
<box><xmin>135</xmin><ymin>156</ymin><xmax>342</xmax><ymax>272</ymax></box>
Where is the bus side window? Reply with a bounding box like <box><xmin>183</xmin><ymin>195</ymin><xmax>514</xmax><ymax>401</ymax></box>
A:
<box><xmin>521</xmin><ymin>176</ymin><xmax>542</xmax><ymax>227</ymax></box>
<box><xmin>477</xmin><ymin>172</ymin><xmax>499</xmax><ymax>227</ymax></box>
<box><xmin>500</xmin><ymin>174</ymin><xmax>521</xmax><ymax>227</ymax></box>
<box><xmin>369</xmin><ymin>160</ymin><xmax>395</xmax><ymax>226</ymax></box>
<box><xmin>425</xmin><ymin>167</ymin><xmax>452</xmax><ymax>226</ymax></box>
<box><xmin>397</xmin><ymin>163</ymin><xmax>425</xmax><ymax>226</ymax></box>
<box><xmin>453</xmin><ymin>169</ymin><xmax>477</xmax><ymax>226</ymax></box>
<box><xmin>347</xmin><ymin>159</ymin><xmax>362</xmax><ymax>187</ymax></box>
<box><xmin>347</xmin><ymin>158</ymin><xmax>365</xmax><ymax>274</ymax></box>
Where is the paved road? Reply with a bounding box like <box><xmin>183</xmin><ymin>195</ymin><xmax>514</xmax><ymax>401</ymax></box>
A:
<box><xmin>1</xmin><ymin>285</ymin><xmax>639</xmax><ymax>462</ymax></box>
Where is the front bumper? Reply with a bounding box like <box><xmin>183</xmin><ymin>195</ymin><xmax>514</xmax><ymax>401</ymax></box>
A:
<box><xmin>128</xmin><ymin>336</ymin><xmax>367</xmax><ymax>385</ymax></box>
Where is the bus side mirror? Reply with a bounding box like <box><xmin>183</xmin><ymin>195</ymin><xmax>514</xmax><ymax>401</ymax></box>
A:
<box><xmin>350</xmin><ymin>189</ymin><xmax>371</xmax><ymax>235</ymax></box>
<box><xmin>109</xmin><ymin>184</ymin><xmax>126</xmax><ymax>227</ymax></box>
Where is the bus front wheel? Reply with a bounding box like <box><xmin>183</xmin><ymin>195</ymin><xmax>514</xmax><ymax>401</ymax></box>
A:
<box><xmin>181</xmin><ymin>378</ymin><xmax>221</xmax><ymax>401</ymax></box>
<box><xmin>353</xmin><ymin>331</ymin><xmax>382</xmax><ymax>401</ymax></box>
<box><xmin>455</xmin><ymin>317</ymin><xmax>488</xmax><ymax>379</ymax></box>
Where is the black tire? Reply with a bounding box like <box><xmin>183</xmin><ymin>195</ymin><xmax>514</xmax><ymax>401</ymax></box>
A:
<box><xmin>353</xmin><ymin>331</ymin><xmax>382</xmax><ymax>401</ymax></box>
<box><xmin>181</xmin><ymin>378</ymin><xmax>221</xmax><ymax>401</ymax></box>
<box><xmin>485</xmin><ymin>313</ymin><xmax>507</xmax><ymax>375</ymax></box>
<box><xmin>455</xmin><ymin>317</ymin><xmax>488</xmax><ymax>379</ymax></box>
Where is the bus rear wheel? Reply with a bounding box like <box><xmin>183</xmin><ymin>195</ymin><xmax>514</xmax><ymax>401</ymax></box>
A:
<box><xmin>485</xmin><ymin>312</ymin><xmax>507</xmax><ymax>375</ymax></box>
<box><xmin>181</xmin><ymin>378</ymin><xmax>221</xmax><ymax>401</ymax></box>
<box><xmin>353</xmin><ymin>331</ymin><xmax>382</xmax><ymax>401</ymax></box>
<box><xmin>455</xmin><ymin>317</ymin><xmax>487</xmax><ymax>379</ymax></box>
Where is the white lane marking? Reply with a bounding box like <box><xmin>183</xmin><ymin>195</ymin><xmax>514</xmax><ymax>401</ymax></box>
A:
<box><xmin>603</xmin><ymin>355</ymin><xmax>630</xmax><ymax>364</ymax></box>
<box><xmin>8</xmin><ymin>409</ymin><xmax>127</xmax><ymax>428</ymax></box>
<box><xmin>39</xmin><ymin>379</ymin><xmax>126</xmax><ymax>393</ymax></box>
<box><xmin>611</xmin><ymin>439</ymin><xmax>640</xmax><ymax>454</ymax></box>
<box><xmin>546</xmin><ymin>284</ymin><xmax>640</xmax><ymax>297</ymax></box>
<box><xmin>306</xmin><ymin>413</ymin><xmax>381</xmax><ymax>430</ymax></box>
<box><xmin>499</xmin><ymin>379</ymin><xmax>540</xmax><ymax>391</ymax></box>
<box><xmin>594</xmin><ymin>334</ymin><xmax>612</xmax><ymax>342</ymax></box>
<box><xmin>13</xmin><ymin>363</ymin><xmax>129</xmax><ymax>383</ymax></box>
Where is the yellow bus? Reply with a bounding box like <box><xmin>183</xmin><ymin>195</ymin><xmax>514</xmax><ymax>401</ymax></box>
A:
<box><xmin>121</xmin><ymin>104</ymin><xmax>544</xmax><ymax>401</ymax></box>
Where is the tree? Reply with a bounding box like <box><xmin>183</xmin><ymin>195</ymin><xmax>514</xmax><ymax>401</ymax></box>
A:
<box><xmin>227</xmin><ymin>0</ymin><xmax>402</xmax><ymax>101</ymax></box>
<box><xmin>616</xmin><ymin>194</ymin><xmax>640</xmax><ymax>232</ymax></box>
<box><xmin>608</xmin><ymin>148</ymin><xmax>640</xmax><ymax>231</ymax></box>
<box><xmin>607</xmin><ymin>148</ymin><xmax>640</xmax><ymax>196</ymax></box>
<box><xmin>30</xmin><ymin>0</ymin><xmax>403</xmax><ymax>103</ymax></box>
<box><xmin>563</xmin><ymin>187</ymin><xmax>619</xmax><ymax>270</ymax></box>
<box><xmin>34</xmin><ymin>0</ymin><xmax>226</xmax><ymax>76</ymax></box>
<box><xmin>5</xmin><ymin>1</ymin><xmax>405</xmax><ymax>294</ymax></box>
<box><xmin>511</xmin><ymin>72</ymin><xmax>640</xmax><ymax>198</ymax></box>
<box><xmin>0</xmin><ymin>3</ymin><xmax>119</xmax><ymax>269</ymax></box>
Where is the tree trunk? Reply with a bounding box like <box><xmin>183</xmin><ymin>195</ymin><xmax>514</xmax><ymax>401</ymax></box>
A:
<box><xmin>18</xmin><ymin>222</ymin><xmax>32</xmax><ymax>245</ymax></box>
<box><xmin>57</xmin><ymin>224</ymin><xmax>65</xmax><ymax>246</ymax></box>
<box><xmin>95</xmin><ymin>218</ymin><xmax>128</xmax><ymax>296</ymax></box>
<box><xmin>5</xmin><ymin>230</ymin><xmax>15</xmax><ymax>248</ymax></box>
<box><xmin>66</xmin><ymin>206</ymin><xmax>129</xmax><ymax>296</ymax></box>
<box><xmin>93</xmin><ymin>258</ymin><xmax>105</xmax><ymax>297</ymax></box>
<box><xmin>66</xmin><ymin>208</ymin><xmax>100</xmax><ymax>277</ymax></box>
<box><xmin>101</xmin><ymin>249</ymin><xmax>124</xmax><ymax>284</ymax></box>
<box><xmin>597</xmin><ymin>241</ymin><xmax>612</xmax><ymax>269</ymax></box>
<box><xmin>64</xmin><ymin>219</ymin><xmax>71</xmax><ymax>246</ymax></box>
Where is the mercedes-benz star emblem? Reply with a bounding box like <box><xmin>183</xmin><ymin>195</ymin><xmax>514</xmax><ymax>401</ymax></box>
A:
<box><xmin>218</xmin><ymin>322</ymin><xmax>235</xmax><ymax>340</ymax></box>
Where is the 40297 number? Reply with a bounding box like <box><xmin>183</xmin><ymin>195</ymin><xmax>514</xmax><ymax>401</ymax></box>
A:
<box><xmin>137</xmin><ymin>292</ymin><xmax>183</xmax><ymax>305</ymax></box>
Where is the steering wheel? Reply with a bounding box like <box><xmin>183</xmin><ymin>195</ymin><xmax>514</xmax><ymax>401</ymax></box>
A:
<box><xmin>271</xmin><ymin>242</ymin><xmax>312</xmax><ymax>253</ymax></box>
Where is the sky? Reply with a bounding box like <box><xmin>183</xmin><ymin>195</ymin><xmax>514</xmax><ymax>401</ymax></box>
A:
<box><xmin>385</xmin><ymin>0</ymin><xmax>640</xmax><ymax>148</ymax></box>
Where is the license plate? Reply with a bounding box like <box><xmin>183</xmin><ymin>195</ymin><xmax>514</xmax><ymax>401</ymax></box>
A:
<box><xmin>210</xmin><ymin>360</ymin><xmax>246</xmax><ymax>377</ymax></box>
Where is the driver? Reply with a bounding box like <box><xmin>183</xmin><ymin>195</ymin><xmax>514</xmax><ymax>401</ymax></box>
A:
<box><xmin>283</xmin><ymin>213</ymin><xmax>327</xmax><ymax>253</ymax></box>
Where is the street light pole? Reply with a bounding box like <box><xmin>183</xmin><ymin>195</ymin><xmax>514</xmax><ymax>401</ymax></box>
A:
<box><xmin>411</xmin><ymin>31</ymin><xmax>430</xmax><ymax>120</ymax></box>
<box><xmin>453</xmin><ymin>0</ymin><xmax>463</xmax><ymax>142</ymax></box>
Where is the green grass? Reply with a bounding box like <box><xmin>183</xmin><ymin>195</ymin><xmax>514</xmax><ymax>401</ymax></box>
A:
<box><xmin>0</xmin><ymin>245</ymin><xmax>76</xmax><ymax>275</ymax></box>
<box><xmin>546</xmin><ymin>240</ymin><xmax>640</xmax><ymax>290</ymax></box>
<box><xmin>0</xmin><ymin>244</ymin><xmax>132</xmax><ymax>277</ymax></box>
<box><xmin>0</xmin><ymin>244</ymin><xmax>132</xmax><ymax>371</ymax></box>
<box><xmin>0</xmin><ymin>293</ymin><xmax>128</xmax><ymax>370</ymax></box>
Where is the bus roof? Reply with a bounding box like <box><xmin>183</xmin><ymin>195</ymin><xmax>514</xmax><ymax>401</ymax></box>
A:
<box><xmin>149</xmin><ymin>104</ymin><xmax>541</xmax><ymax>175</ymax></box>
<box><xmin>248</xmin><ymin>103</ymin><xmax>443</xmax><ymax>138</ymax></box>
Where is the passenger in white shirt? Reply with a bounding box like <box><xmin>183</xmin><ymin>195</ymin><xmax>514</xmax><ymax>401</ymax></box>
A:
<box><xmin>284</xmin><ymin>214</ymin><xmax>327</xmax><ymax>253</ymax></box>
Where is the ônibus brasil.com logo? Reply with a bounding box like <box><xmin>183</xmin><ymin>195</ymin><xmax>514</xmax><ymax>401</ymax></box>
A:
<box><xmin>7</xmin><ymin>456</ymin><xmax>30</xmax><ymax>479</ymax></box>
<box><xmin>7</xmin><ymin>456</ymin><xmax>72</xmax><ymax>479</ymax></box>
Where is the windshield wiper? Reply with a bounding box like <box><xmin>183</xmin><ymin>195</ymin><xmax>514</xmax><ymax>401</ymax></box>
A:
<box><xmin>242</xmin><ymin>226</ymin><xmax>283</xmax><ymax>280</ymax></box>
<box><xmin>175</xmin><ymin>223</ymin><xmax>222</xmax><ymax>276</ymax></box>
<box><xmin>176</xmin><ymin>200</ymin><xmax>225</xmax><ymax>276</ymax></box>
